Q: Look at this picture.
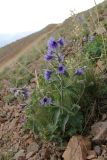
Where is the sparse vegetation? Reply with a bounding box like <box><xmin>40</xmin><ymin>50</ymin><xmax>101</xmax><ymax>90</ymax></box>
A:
<box><xmin>25</xmin><ymin>35</ymin><xmax>107</xmax><ymax>142</ymax></box>
<box><xmin>0</xmin><ymin>0</ymin><xmax>107</xmax><ymax>158</ymax></box>
<box><xmin>83</xmin><ymin>35</ymin><xmax>107</xmax><ymax>60</ymax></box>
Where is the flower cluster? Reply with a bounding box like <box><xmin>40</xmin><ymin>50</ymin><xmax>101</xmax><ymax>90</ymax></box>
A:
<box><xmin>40</xmin><ymin>37</ymin><xmax>65</xmax><ymax>106</ymax></box>
<box><xmin>44</xmin><ymin>37</ymin><xmax>65</xmax><ymax>81</ymax></box>
<box><xmin>40</xmin><ymin>37</ymin><xmax>86</xmax><ymax>107</ymax></box>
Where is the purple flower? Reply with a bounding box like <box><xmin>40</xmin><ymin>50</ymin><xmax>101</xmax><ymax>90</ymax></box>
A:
<box><xmin>57</xmin><ymin>38</ymin><xmax>64</xmax><ymax>46</ymax></box>
<box><xmin>44</xmin><ymin>70</ymin><xmax>52</xmax><ymax>80</ymax></box>
<box><xmin>57</xmin><ymin>64</ymin><xmax>65</xmax><ymax>74</ymax></box>
<box><xmin>44</xmin><ymin>53</ymin><xmax>53</xmax><ymax>61</ymax></box>
<box><xmin>47</xmin><ymin>37</ymin><xmax>58</xmax><ymax>49</ymax></box>
<box><xmin>75</xmin><ymin>68</ymin><xmax>84</xmax><ymax>76</ymax></box>
<box><xmin>40</xmin><ymin>97</ymin><xmax>52</xmax><ymax>106</ymax></box>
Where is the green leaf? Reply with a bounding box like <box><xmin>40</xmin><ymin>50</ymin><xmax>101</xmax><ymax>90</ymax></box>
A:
<box><xmin>62</xmin><ymin>114</ymin><xmax>69</xmax><ymax>133</ymax></box>
<box><xmin>54</xmin><ymin>108</ymin><xmax>60</xmax><ymax>126</ymax></box>
<box><xmin>71</xmin><ymin>104</ymin><xmax>81</xmax><ymax>114</ymax></box>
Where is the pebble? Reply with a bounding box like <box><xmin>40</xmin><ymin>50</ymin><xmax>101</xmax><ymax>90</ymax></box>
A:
<box><xmin>94</xmin><ymin>145</ymin><xmax>102</xmax><ymax>156</ymax></box>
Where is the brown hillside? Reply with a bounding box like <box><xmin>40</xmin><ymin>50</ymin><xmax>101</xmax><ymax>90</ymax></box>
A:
<box><xmin>0</xmin><ymin>24</ymin><xmax>59</xmax><ymax>70</ymax></box>
<box><xmin>0</xmin><ymin>0</ymin><xmax>106</xmax><ymax>71</ymax></box>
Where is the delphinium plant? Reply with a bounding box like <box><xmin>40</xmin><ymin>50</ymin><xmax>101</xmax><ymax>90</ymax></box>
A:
<box><xmin>25</xmin><ymin>36</ymin><xmax>101</xmax><ymax>142</ymax></box>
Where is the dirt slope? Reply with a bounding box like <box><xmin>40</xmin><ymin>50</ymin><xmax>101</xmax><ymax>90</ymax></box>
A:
<box><xmin>0</xmin><ymin>0</ymin><xmax>106</xmax><ymax>72</ymax></box>
<box><xmin>0</xmin><ymin>24</ymin><xmax>59</xmax><ymax>71</ymax></box>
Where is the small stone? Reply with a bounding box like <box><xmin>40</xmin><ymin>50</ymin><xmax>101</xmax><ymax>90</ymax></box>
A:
<box><xmin>33</xmin><ymin>134</ymin><xmax>39</xmax><ymax>140</ymax></box>
<box><xmin>26</xmin><ymin>151</ymin><xmax>34</xmax><ymax>159</ymax></box>
<box><xmin>94</xmin><ymin>146</ymin><xmax>101</xmax><ymax>156</ymax></box>
<box><xmin>50</xmin><ymin>155</ymin><xmax>57</xmax><ymax>160</ymax></box>
<box><xmin>29</xmin><ymin>155</ymin><xmax>39</xmax><ymax>160</ymax></box>
<box><xmin>91</xmin><ymin>121</ymin><xmax>107</xmax><ymax>143</ymax></box>
<box><xmin>27</xmin><ymin>142</ymin><xmax>39</xmax><ymax>153</ymax></box>
<box><xmin>40</xmin><ymin>148</ymin><xmax>50</xmax><ymax>159</ymax></box>
<box><xmin>33</xmin><ymin>153</ymin><xmax>40</xmax><ymax>160</ymax></box>
<box><xmin>30</xmin><ymin>83</ymin><xmax>36</xmax><ymax>89</ymax></box>
<box><xmin>87</xmin><ymin>150</ymin><xmax>97</xmax><ymax>159</ymax></box>
<box><xmin>12</xmin><ymin>143</ymin><xmax>19</xmax><ymax>152</ymax></box>
<box><xmin>13</xmin><ymin>150</ymin><xmax>25</xmax><ymax>160</ymax></box>
<box><xmin>101</xmin><ymin>147</ymin><xmax>107</xmax><ymax>158</ymax></box>
<box><xmin>0</xmin><ymin>117</ymin><xmax>7</xmax><ymax>123</ymax></box>
<box><xmin>102</xmin><ymin>114</ymin><xmax>107</xmax><ymax>121</ymax></box>
<box><xmin>98</xmin><ymin>156</ymin><xmax>105</xmax><ymax>160</ymax></box>
<box><xmin>62</xmin><ymin>136</ymin><xmax>90</xmax><ymax>160</ymax></box>
<box><xmin>14</xmin><ymin>112</ymin><xmax>19</xmax><ymax>117</ymax></box>
<box><xmin>9</xmin><ymin>118</ymin><xmax>18</xmax><ymax>130</ymax></box>
<box><xmin>26</xmin><ymin>138</ymin><xmax>34</xmax><ymax>145</ymax></box>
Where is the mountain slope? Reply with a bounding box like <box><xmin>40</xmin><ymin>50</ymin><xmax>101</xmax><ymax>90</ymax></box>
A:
<box><xmin>0</xmin><ymin>1</ymin><xmax>107</xmax><ymax>159</ymax></box>
<box><xmin>0</xmin><ymin>32</ymin><xmax>34</xmax><ymax>48</ymax></box>
<box><xmin>0</xmin><ymin>0</ymin><xmax>107</xmax><ymax>71</ymax></box>
<box><xmin>0</xmin><ymin>24</ymin><xmax>59</xmax><ymax>70</ymax></box>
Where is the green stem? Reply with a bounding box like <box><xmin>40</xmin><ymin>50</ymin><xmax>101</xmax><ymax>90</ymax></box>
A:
<box><xmin>60</xmin><ymin>75</ymin><xmax>63</xmax><ymax>112</ymax></box>
<box><xmin>50</xmin><ymin>104</ymin><xmax>74</xmax><ymax>115</ymax></box>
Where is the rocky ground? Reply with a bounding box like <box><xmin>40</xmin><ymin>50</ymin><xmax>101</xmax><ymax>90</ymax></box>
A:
<box><xmin>1</xmin><ymin>100</ymin><xmax>107</xmax><ymax>160</ymax></box>
<box><xmin>0</xmin><ymin>29</ymin><xmax>107</xmax><ymax>159</ymax></box>
<box><xmin>0</xmin><ymin>58</ymin><xmax>107</xmax><ymax>160</ymax></box>
<box><xmin>0</xmin><ymin>103</ymin><xmax>64</xmax><ymax>160</ymax></box>
<box><xmin>0</xmin><ymin>80</ymin><xmax>64</xmax><ymax>160</ymax></box>
<box><xmin>1</xmin><ymin>79</ymin><xmax>107</xmax><ymax>160</ymax></box>
<box><xmin>63</xmin><ymin>118</ymin><xmax>107</xmax><ymax>160</ymax></box>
